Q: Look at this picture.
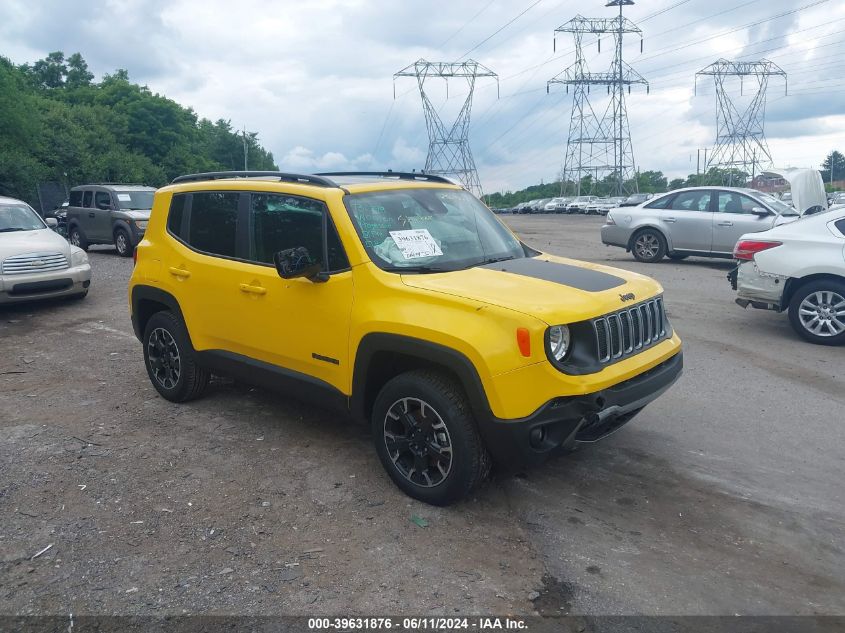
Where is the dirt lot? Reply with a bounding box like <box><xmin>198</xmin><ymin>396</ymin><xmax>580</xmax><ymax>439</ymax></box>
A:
<box><xmin>1</xmin><ymin>215</ymin><xmax>844</xmax><ymax>617</ymax></box>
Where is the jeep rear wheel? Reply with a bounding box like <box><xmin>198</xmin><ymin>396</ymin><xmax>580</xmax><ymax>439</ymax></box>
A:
<box><xmin>142</xmin><ymin>311</ymin><xmax>209</xmax><ymax>402</ymax></box>
<box><xmin>371</xmin><ymin>370</ymin><xmax>490</xmax><ymax>506</ymax></box>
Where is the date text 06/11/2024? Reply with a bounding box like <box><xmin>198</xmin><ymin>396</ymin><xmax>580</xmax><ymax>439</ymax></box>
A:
<box><xmin>307</xmin><ymin>617</ymin><xmax>528</xmax><ymax>630</ymax></box>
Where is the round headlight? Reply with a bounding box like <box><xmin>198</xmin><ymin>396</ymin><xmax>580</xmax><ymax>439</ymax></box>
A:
<box><xmin>548</xmin><ymin>325</ymin><xmax>571</xmax><ymax>362</ymax></box>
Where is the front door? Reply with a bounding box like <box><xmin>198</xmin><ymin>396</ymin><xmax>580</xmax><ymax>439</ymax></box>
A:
<box><xmin>711</xmin><ymin>191</ymin><xmax>775</xmax><ymax>254</ymax></box>
<box><xmin>92</xmin><ymin>190</ymin><xmax>114</xmax><ymax>242</ymax></box>
<box><xmin>232</xmin><ymin>192</ymin><xmax>354</xmax><ymax>394</ymax></box>
<box><xmin>662</xmin><ymin>189</ymin><xmax>714</xmax><ymax>252</ymax></box>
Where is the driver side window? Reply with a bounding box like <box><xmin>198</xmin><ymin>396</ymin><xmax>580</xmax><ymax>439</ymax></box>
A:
<box><xmin>249</xmin><ymin>194</ymin><xmax>348</xmax><ymax>272</ymax></box>
<box><xmin>717</xmin><ymin>192</ymin><xmax>760</xmax><ymax>214</ymax></box>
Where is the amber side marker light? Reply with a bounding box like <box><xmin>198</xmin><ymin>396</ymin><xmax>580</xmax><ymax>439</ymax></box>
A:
<box><xmin>516</xmin><ymin>328</ymin><xmax>531</xmax><ymax>357</ymax></box>
<box><xmin>733</xmin><ymin>240</ymin><xmax>782</xmax><ymax>260</ymax></box>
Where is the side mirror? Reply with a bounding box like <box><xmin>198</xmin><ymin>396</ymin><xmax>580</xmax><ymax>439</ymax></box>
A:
<box><xmin>96</xmin><ymin>202</ymin><xmax>111</xmax><ymax>210</ymax></box>
<box><xmin>273</xmin><ymin>247</ymin><xmax>327</xmax><ymax>282</ymax></box>
<box><xmin>45</xmin><ymin>217</ymin><xmax>58</xmax><ymax>228</ymax></box>
<box><xmin>751</xmin><ymin>207</ymin><xmax>770</xmax><ymax>216</ymax></box>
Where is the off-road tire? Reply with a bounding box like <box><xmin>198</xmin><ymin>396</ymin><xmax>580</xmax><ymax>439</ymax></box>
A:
<box><xmin>787</xmin><ymin>279</ymin><xmax>845</xmax><ymax>346</ymax></box>
<box><xmin>371</xmin><ymin>369</ymin><xmax>490</xmax><ymax>506</ymax></box>
<box><xmin>631</xmin><ymin>228</ymin><xmax>667</xmax><ymax>263</ymax></box>
<box><xmin>142</xmin><ymin>311</ymin><xmax>210</xmax><ymax>402</ymax></box>
<box><xmin>114</xmin><ymin>228</ymin><xmax>133</xmax><ymax>257</ymax></box>
<box><xmin>68</xmin><ymin>226</ymin><xmax>88</xmax><ymax>251</ymax></box>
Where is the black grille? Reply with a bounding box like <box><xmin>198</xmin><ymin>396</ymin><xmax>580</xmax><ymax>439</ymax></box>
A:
<box><xmin>593</xmin><ymin>297</ymin><xmax>667</xmax><ymax>363</ymax></box>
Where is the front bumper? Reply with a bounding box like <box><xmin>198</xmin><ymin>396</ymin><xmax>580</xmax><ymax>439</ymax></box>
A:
<box><xmin>476</xmin><ymin>351</ymin><xmax>683</xmax><ymax>470</ymax></box>
<box><xmin>0</xmin><ymin>264</ymin><xmax>92</xmax><ymax>304</ymax></box>
<box><xmin>732</xmin><ymin>261</ymin><xmax>787</xmax><ymax>312</ymax></box>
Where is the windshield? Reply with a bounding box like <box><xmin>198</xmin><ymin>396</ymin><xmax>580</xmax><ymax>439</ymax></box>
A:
<box><xmin>755</xmin><ymin>193</ymin><xmax>799</xmax><ymax>217</ymax></box>
<box><xmin>0</xmin><ymin>204</ymin><xmax>46</xmax><ymax>233</ymax></box>
<box><xmin>345</xmin><ymin>188</ymin><xmax>526</xmax><ymax>272</ymax></box>
<box><xmin>115</xmin><ymin>191</ymin><xmax>154</xmax><ymax>210</ymax></box>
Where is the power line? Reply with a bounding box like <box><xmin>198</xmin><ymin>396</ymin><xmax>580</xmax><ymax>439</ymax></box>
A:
<box><xmin>458</xmin><ymin>0</ymin><xmax>544</xmax><ymax>60</ymax></box>
<box><xmin>439</xmin><ymin>0</ymin><xmax>498</xmax><ymax>47</ymax></box>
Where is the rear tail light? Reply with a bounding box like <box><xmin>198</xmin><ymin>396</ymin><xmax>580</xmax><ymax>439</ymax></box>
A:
<box><xmin>733</xmin><ymin>240</ymin><xmax>782</xmax><ymax>261</ymax></box>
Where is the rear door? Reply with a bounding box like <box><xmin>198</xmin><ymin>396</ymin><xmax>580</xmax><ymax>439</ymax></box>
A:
<box><xmin>662</xmin><ymin>189</ymin><xmax>714</xmax><ymax>251</ymax></box>
<box><xmin>711</xmin><ymin>190</ymin><xmax>775</xmax><ymax>255</ymax></box>
<box><xmin>79</xmin><ymin>189</ymin><xmax>96</xmax><ymax>239</ymax></box>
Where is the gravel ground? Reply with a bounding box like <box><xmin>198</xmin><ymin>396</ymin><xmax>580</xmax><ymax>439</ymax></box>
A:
<box><xmin>1</xmin><ymin>216</ymin><xmax>843</xmax><ymax>618</ymax></box>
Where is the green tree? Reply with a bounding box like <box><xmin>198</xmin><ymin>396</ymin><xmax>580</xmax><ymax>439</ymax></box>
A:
<box><xmin>821</xmin><ymin>151</ymin><xmax>845</xmax><ymax>183</ymax></box>
<box><xmin>65</xmin><ymin>53</ymin><xmax>94</xmax><ymax>89</ymax></box>
<box><xmin>29</xmin><ymin>51</ymin><xmax>68</xmax><ymax>88</ymax></box>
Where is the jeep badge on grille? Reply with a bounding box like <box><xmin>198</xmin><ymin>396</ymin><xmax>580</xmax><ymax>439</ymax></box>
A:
<box><xmin>619</xmin><ymin>292</ymin><xmax>636</xmax><ymax>302</ymax></box>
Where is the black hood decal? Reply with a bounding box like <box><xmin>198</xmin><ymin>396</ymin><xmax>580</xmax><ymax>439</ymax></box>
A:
<box><xmin>480</xmin><ymin>257</ymin><xmax>626</xmax><ymax>292</ymax></box>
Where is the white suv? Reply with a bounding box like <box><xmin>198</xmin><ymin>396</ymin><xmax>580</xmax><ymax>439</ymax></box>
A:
<box><xmin>0</xmin><ymin>196</ymin><xmax>91</xmax><ymax>304</ymax></box>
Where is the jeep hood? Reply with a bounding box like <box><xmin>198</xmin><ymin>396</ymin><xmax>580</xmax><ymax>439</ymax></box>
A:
<box><xmin>400</xmin><ymin>254</ymin><xmax>663</xmax><ymax>324</ymax></box>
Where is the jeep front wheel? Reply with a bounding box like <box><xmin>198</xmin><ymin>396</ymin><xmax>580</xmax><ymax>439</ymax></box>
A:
<box><xmin>371</xmin><ymin>370</ymin><xmax>490</xmax><ymax>506</ymax></box>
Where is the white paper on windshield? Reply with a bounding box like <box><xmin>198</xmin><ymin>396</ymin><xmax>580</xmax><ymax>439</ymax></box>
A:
<box><xmin>117</xmin><ymin>194</ymin><xmax>132</xmax><ymax>201</ymax></box>
<box><xmin>389</xmin><ymin>229</ymin><xmax>443</xmax><ymax>260</ymax></box>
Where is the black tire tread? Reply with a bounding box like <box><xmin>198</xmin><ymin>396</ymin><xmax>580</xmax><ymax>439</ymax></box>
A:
<box><xmin>114</xmin><ymin>228</ymin><xmax>133</xmax><ymax>257</ymax></box>
<box><xmin>631</xmin><ymin>228</ymin><xmax>667</xmax><ymax>263</ymax></box>
<box><xmin>787</xmin><ymin>279</ymin><xmax>845</xmax><ymax>346</ymax></box>
<box><xmin>372</xmin><ymin>369</ymin><xmax>490</xmax><ymax>505</ymax></box>
<box><xmin>143</xmin><ymin>311</ymin><xmax>210</xmax><ymax>402</ymax></box>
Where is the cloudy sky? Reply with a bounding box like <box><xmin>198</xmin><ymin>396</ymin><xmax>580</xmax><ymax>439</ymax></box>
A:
<box><xmin>2</xmin><ymin>0</ymin><xmax>844</xmax><ymax>193</ymax></box>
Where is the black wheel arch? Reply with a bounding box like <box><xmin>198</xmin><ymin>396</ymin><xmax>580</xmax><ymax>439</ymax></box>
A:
<box><xmin>131</xmin><ymin>285</ymin><xmax>187</xmax><ymax>342</ymax></box>
<box><xmin>783</xmin><ymin>273</ymin><xmax>845</xmax><ymax>312</ymax></box>
<box><xmin>351</xmin><ymin>333</ymin><xmax>491</xmax><ymax>426</ymax></box>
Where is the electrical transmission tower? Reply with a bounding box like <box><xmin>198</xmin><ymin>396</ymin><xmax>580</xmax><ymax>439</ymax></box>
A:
<box><xmin>394</xmin><ymin>59</ymin><xmax>498</xmax><ymax>197</ymax></box>
<box><xmin>696</xmin><ymin>59</ymin><xmax>787</xmax><ymax>185</ymax></box>
<box><xmin>548</xmin><ymin>1</ymin><xmax>647</xmax><ymax>197</ymax></box>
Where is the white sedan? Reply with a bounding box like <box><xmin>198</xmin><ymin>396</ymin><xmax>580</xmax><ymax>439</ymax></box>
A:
<box><xmin>0</xmin><ymin>196</ymin><xmax>91</xmax><ymax>304</ymax></box>
<box><xmin>730</xmin><ymin>207</ymin><xmax>845</xmax><ymax>345</ymax></box>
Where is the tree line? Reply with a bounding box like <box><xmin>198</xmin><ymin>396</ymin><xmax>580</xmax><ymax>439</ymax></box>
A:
<box><xmin>0</xmin><ymin>52</ymin><xmax>277</xmax><ymax>208</ymax></box>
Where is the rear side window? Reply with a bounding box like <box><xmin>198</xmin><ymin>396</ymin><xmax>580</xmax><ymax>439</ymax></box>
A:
<box><xmin>670</xmin><ymin>190</ymin><xmax>711</xmax><ymax>212</ymax></box>
<box><xmin>835</xmin><ymin>218</ymin><xmax>845</xmax><ymax>235</ymax></box>
<box><xmin>82</xmin><ymin>191</ymin><xmax>93</xmax><ymax>208</ymax></box>
<box><xmin>167</xmin><ymin>193</ymin><xmax>188</xmax><ymax>238</ymax></box>
<box><xmin>645</xmin><ymin>194</ymin><xmax>674</xmax><ymax>209</ymax></box>
<box><xmin>69</xmin><ymin>191</ymin><xmax>83</xmax><ymax>207</ymax></box>
<box><xmin>187</xmin><ymin>192</ymin><xmax>239</xmax><ymax>258</ymax></box>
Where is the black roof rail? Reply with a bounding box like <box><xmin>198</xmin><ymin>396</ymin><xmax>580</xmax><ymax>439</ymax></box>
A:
<box><xmin>171</xmin><ymin>171</ymin><xmax>339</xmax><ymax>187</ymax></box>
<box><xmin>74</xmin><ymin>183</ymin><xmax>151</xmax><ymax>188</ymax></box>
<box><xmin>315</xmin><ymin>171</ymin><xmax>457</xmax><ymax>185</ymax></box>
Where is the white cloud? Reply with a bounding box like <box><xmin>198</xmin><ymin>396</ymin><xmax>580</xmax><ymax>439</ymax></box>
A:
<box><xmin>2</xmin><ymin>0</ymin><xmax>845</xmax><ymax>191</ymax></box>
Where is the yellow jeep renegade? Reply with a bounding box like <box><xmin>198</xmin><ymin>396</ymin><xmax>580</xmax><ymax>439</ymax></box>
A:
<box><xmin>129</xmin><ymin>171</ymin><xmax>682</xmax><ymax>505</ymax></box>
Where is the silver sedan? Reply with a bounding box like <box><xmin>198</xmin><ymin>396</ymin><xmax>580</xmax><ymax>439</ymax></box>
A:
<box><xmin>600</xmin><ymin>186</ymin><xmax>799</xmax><ymax>263</ymax></box>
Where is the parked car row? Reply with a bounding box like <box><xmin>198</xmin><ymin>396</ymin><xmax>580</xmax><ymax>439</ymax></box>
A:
<box><xmin>504</xmin><ymin>193</ymin><xmax>653</xmax><ymax>215</ymax></box>
<box><xmin>595</xmin><ymin>172</ymin><xmax>845</xmax><ymax>346</ymax></box>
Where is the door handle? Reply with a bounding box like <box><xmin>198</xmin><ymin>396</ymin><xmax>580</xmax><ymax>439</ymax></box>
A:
<box><xmin>239</xmin><ymin>283</ymin><xmax>267</xmax><ymax>295</ymax></box>
<box><xmin>88</xmin><ymin>212</ymin><xmax>95</xmax><ymax>218</ymax></box>
<box><xmin>664</xmin><ymin>217</ymin><xmax>676</xmax><ymax>223</ymax></box>
<box><xmin>168</xmin><ymin>267</ymin><xmax>191</xmax><ymax>279</ymax></box>
<box><xmin>717</xmin><ymin>221</ymin><xmax>734</xmax><ymax>226</ymax></box>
